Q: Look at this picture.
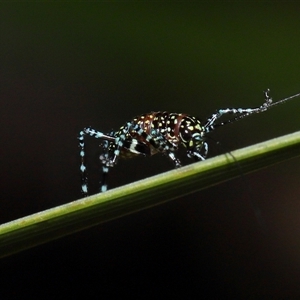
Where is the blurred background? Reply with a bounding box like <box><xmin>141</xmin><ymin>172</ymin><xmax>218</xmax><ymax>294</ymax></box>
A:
<box><xmin>1</xmin><ymin>2</ymin><xmax>300</xmax><ymax>297</ymax></box>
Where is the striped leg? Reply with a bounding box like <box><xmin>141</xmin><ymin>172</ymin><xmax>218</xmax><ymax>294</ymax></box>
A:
<box><xmin>99</xmin><ymin>139</ymin><xmax>115</xmax><ymax>193</ymax></box>
<box><xmin>187</xmin><ymin>141</ymin><xmax>208</xmax><ymax>161</ymax></box>
<box><xmin>100</xmin><ymin>165</ymin><xmax>109</xmax><ymax>192</ymax></box>
<box><xmin>111</xmin><ymin>121</ymin><xmax>182</xmax><ymax>168</ymax></box>
<box><xmin>78</xmin><ymin>127</ymin><xmax>115</xmax><ymax>196</ymax></box>
<box><xmin>129</xmin><ymin>123</ymin><xmax>182</xmax><ymax>167</ymax></box>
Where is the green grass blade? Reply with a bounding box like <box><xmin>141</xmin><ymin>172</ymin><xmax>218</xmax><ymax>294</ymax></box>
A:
<box><xmin>1</xmin><ymin>130</ymin><xmax>300</xmax><ymax>258</ymax></box>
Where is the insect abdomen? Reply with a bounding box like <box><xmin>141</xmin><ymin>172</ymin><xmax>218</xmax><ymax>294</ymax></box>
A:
<box><xmin>132</xmin><ymin>112</ymin><xmax>188</xmax><ymax>149</ymax></box>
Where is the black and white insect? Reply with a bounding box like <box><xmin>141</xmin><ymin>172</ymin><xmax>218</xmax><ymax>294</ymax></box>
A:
<box><xmin>78</xmin><ymin>89</ymin><xmax>300</xmax><ymax>196</ymax></box>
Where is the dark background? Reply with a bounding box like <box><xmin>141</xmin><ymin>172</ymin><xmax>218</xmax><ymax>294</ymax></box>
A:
<box><xmin>1</xmin><ymin>2</ymin><xmax>300</xmax><ymax>298</ymax></box>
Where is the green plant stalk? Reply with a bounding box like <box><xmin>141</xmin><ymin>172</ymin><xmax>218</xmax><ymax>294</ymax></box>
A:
<box><xmin>1</xmin><ymin>131</ymin><xmax>300</xmax><ymax>258</ymax></box>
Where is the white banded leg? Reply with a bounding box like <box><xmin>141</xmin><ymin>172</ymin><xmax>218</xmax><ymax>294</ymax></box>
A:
<box><xmin>78</xmin><ymin>127</ymin><xmax>115</xmax><ymax>196</ymax></box>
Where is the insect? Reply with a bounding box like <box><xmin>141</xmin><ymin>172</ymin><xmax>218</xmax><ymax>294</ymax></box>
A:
<box><xmin>78</xmin><ymin>89</ymin><xmax>300</xmax><ymax>196</ymax></box>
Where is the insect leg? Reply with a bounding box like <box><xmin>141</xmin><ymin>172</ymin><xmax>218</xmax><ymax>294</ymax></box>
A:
<box><xmin>167</xmin><ymin>151</ymin><xmax>182</xmax><ymax>168</ymax></box>
<box><xmin>101</xmin><ymin>165</ymin><xmax>109</xmax><ymax>192</ymax></box>
<box><xmin>108</xmin><ymin>122</ymin><xmax>133</xmax><ymax>166</ymax></box>
<box><xmin>131</xmin><ymin>124</ymin><xmax>182</xmax><ymax>167</ymax></box>
<box><xmin>78</xmin><ymin>127</ymin><xmax>115</xmax><ymax>196</ymax></box>
<box><xmin>187</xmin><ymin>141</ymin><xmax>209</xmax><ymax>161</ymax></box>
<box><xmin>99</xmin><ymin>139</ymin><xmax>116</xmax><ymax>193</ymax></box>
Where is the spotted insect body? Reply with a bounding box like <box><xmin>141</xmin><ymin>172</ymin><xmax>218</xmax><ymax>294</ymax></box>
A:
<box><xmin>78</xmin><ymin>89</ymin><xmax>300</xmax><ymax>195</ymax></box>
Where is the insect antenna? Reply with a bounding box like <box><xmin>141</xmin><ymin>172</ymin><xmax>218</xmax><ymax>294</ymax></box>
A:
<box><xmin>206</xmin><ymin>89</ymin><xmax>300</xmax><ymax>131</ymax></box>
<box><xmin>204</xmin><ymin>89</ymin><xmax>300</xmax><ymax>232</ymax></box>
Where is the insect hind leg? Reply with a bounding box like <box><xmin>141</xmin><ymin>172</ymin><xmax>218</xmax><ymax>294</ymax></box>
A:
<box><xmin>100</xmin><ymin>165</ymin><xmax>109</xmax><ymax>192</ymax></box>
<box><xmin>99</xmin><ymin>139</ymin><xmax>115</xmax><ymax>193</ymax></box>
<box><xmin>78</xmin><ymin>127</ymin><xmax>116</xmax><ymax>196</ymax></box>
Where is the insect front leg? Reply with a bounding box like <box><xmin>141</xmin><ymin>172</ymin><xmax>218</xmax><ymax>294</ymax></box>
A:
<box><xmin>187</xmin><ymin>141</ymin><xmax>208</xmax><ymax>161</ymax></box>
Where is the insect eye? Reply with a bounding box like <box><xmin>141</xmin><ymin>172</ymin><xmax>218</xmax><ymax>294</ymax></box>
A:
<box><xmin>179</xmin><ymin>130</ymin><xmax>191</xmax><ymax>143</ymax></box>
